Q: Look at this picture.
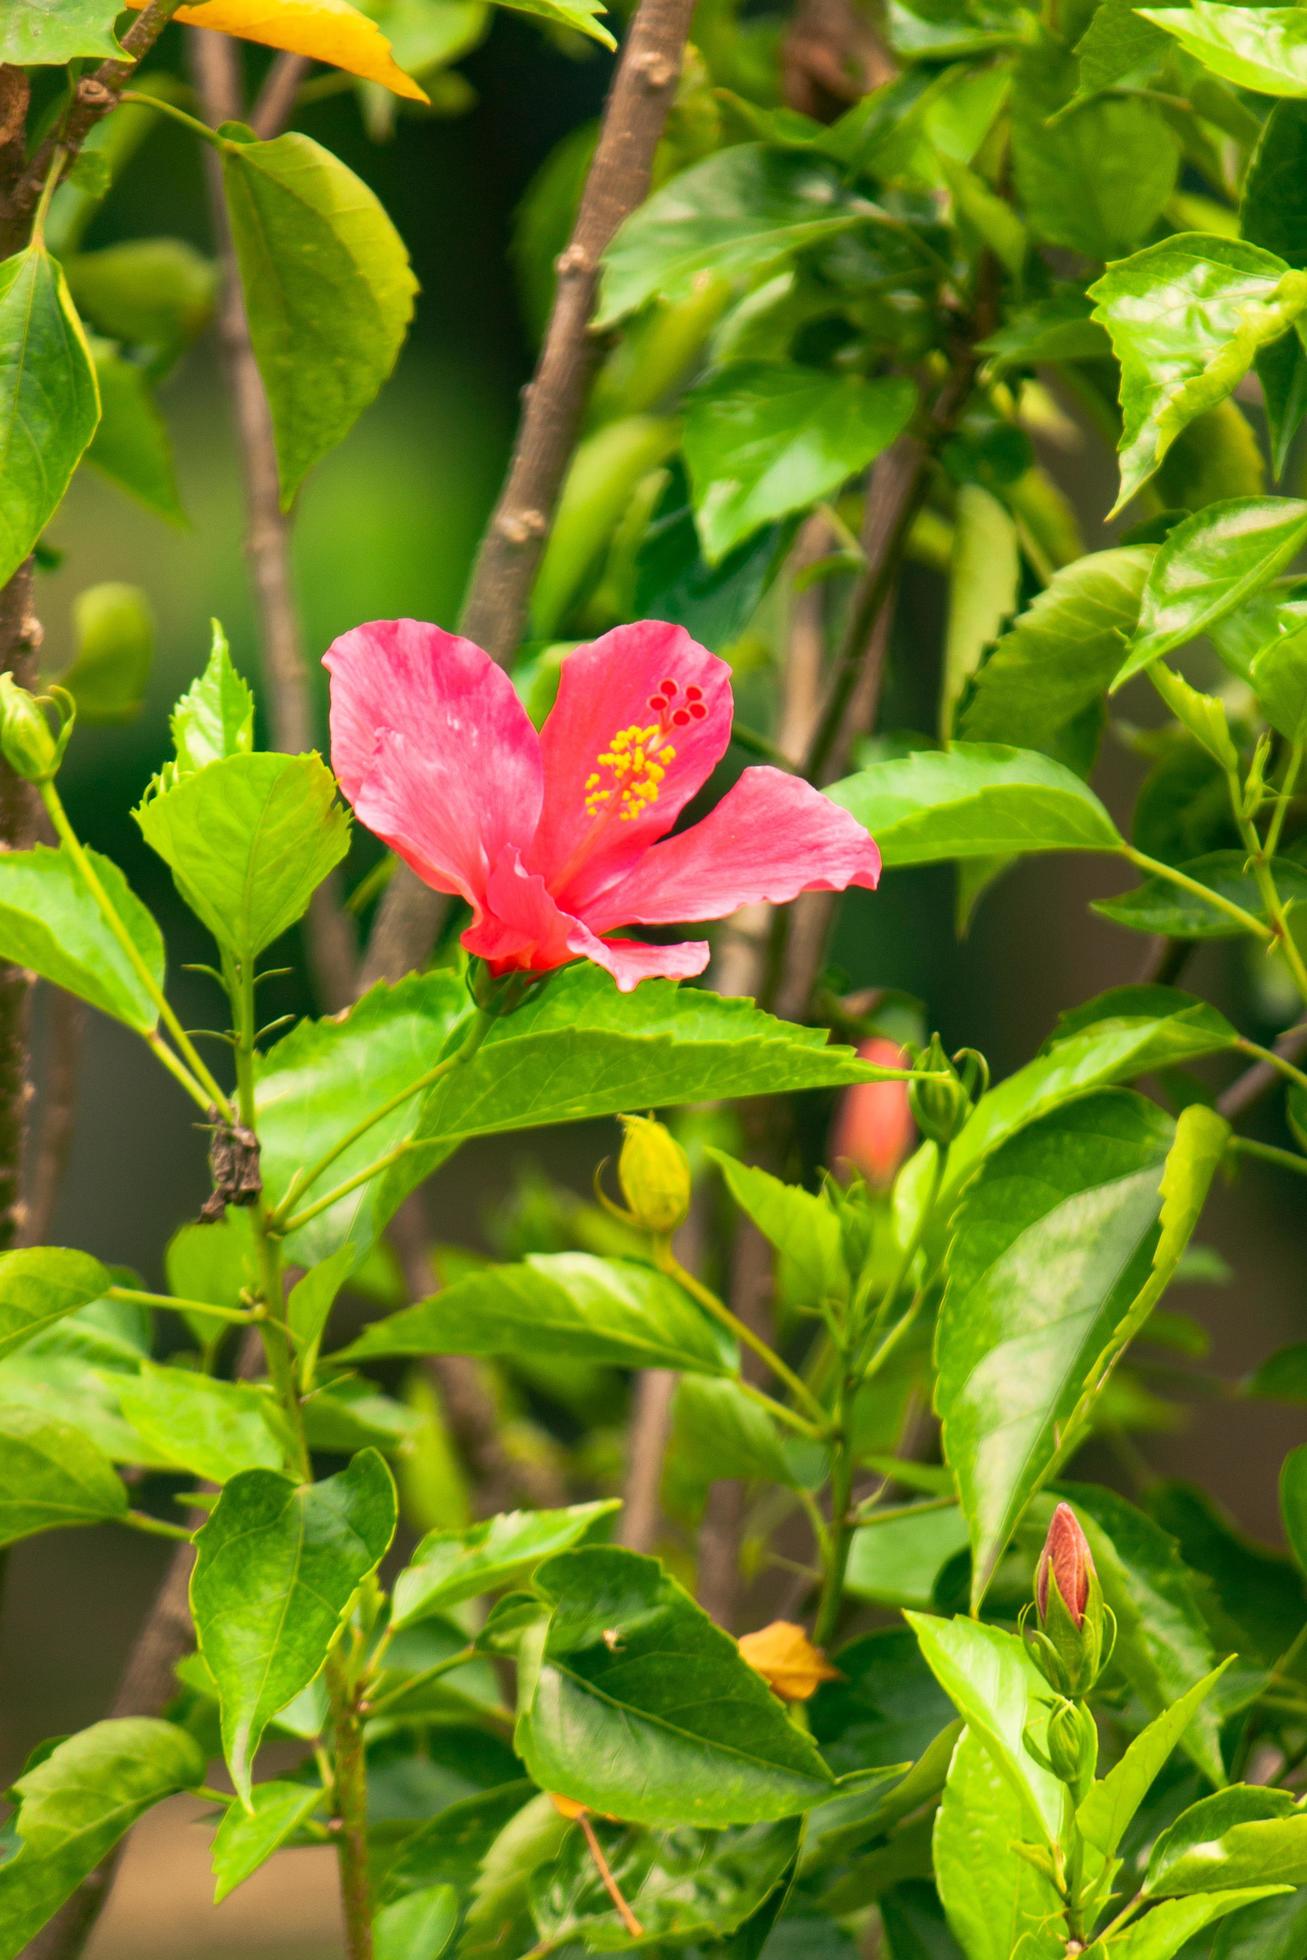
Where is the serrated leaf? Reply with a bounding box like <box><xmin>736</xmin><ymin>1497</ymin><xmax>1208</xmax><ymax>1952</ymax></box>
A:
<box><xmin>706</xmin><ymin>1150</ymin><xmax>845</xmax><ymax>1311</ymax></box>
<box><xmin>169</xmin><ymin>627</ymin><xmax>255</xmax><ymax>775</ymax></box>
<box><xmin>1075</xmin><ymin>0</ymin><xmax>1170</xmax><ymax>96</ymax></box>
<box><xmin>1138</xmin><ymin>2</ymin><xmax>1307</xmax><ymax>96</ymax></box>
<box><xmin>827</xmin><ymin>743</ymin><xmax>1123</xmax><ymax>863</ymax></box>
<box><xmin>0</xmin><ymin>1406</ymin><xmax>126</xmax><ymax>1546</ymax></box>
<box><xmin>137</xmin><ymin>750</ymin><xmax>350</xmax><ymax>961</ymax></box>
<box><xmin>190</xmin><ymin>1450</ymin><xmax>397</xmax><ymax>1803</ymax></box>
<box><xmin>683</xmin><ymin>363</ymin><xmax>916</xmax><ymax>564</ymax></box>
<box><xmin>0</xmin><ymin>845</ymin><xmax>164</xmax><ymax>1033</ymax></box>
<box><xmin>392</xmin><ymin>1500</ymin><xmax>621</xmax><ymax>1627</ymax></box>
<box><xmin>129</xmin><ymin>0</ymin><xmax>429</xmax><ymax>96</ymax></box>
<box><xmin>210</xmin><ymin>1779</ymin><xmax>323</xmax><ymax>1903</ymax></box>
<box><xmin>0</xmin><ymin>0</ymin><xmax>124</xmax><ymax>61</ymax></box>
<box><xmin>1090</xmin><ymin>237</ymin><xmax>1307</xmax><ymax>515</ymax></box>
<box><xmin>1119</xmin><ymin>498</ymin><xmax>1307</xmax><ymax>679</ymax></box>
<box><xmin>0</xmin><ymin>245</ymin><xmax>100</xmax><ymax>588</ymax></box>
<box><xmin>118</xmin><ymin>1365</ymin><xmax>284</xmax><ymax>1485</ymax></box>
<box><xmin>933</xmin><ymin>1730</ymin><xmax>1063</xmax><ymax>1960</ymax></box>
<box><xmin>0</xmin><ymin>1248</ymin><xmax>112</xmax><ymax>1364</ymax></box>
<box><xmin>220</xmin><ymin>130</ymin><xmax>417</xmax><ymax>503</ymax></box>
<box><xmin>517</xmin><ymin>1547</ymin><xmax>835</xmax><ymax>1826</ymax></box>
<box><xmin>1077</xmin><ymin>1659</ymin><xmax>1232</xmax><ymax>1866</ymax></box>
<box><xmin>1093</xmin><ymin>851</ymin><xmax>1307</xmax><ymax>938</ymax></box>
<box><xmin>338</xmin><ymin>1253</ymin><xmax>735</xmax><ymax>1375</ymax></box>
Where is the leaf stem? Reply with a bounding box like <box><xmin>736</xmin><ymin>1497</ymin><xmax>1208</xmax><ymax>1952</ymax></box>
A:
<box><xmin>1233</xmin><ymin>1034</ymin><xmax>1307</xmax><ymax>1098</ymax></box>
<box><xmin>1228</xmin><ymin>1134</ymin><xmax>1307</xmax><ymax>1179</ymax></box>
<box><xmin>121</xmin><ymin>1510</ymin><xmax>194</xmax><ymax>1543</ymax></box>
<box><xmin>107</xmin><ymin>1284</ymin><xmax>254</xmax><ymax>1326</ymax></box>
<box><xmin>813</xmin><ymin>1370</ymin><xmax>855</xmax><ymax>1649</ymax></box>
<box><xmin>655</xmin><ymin>1247</ymin><xmax>827</xmax><ymax>1426</ymax></box>
<box><xmin>1122</xmin><ymin>844</ymin><xmax>1274</xmax><ymax>942</ymax></box>
<box><xmin>120</xmin><ymin>88</ymin><xmax>225</xmax><ymax>148</ymax></box>
<box><xmin>273</xmin><ymin>1139</ymin><xmax>423</xmax><ymax>1239</ymax></box>
<box><xmin>1226</xmin><ymin>772</ymin><xmax>1307</xmax><ymax>1005</ymax></box>
<box><xmin>363</xmin><ymin>1645</ymin><xmax>478</xmax><ymax>1717</ymax></box>
<box><xmin>1266</xmin><ymin>741</ymin><xmax>1304</xmax><ymax>859</ymax></box>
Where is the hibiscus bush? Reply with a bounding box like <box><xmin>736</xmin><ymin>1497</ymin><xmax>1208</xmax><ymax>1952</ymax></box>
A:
<box><xmin>5</xmin><ymin>0</ymin><xmax>1307</xmax><ymax>1956</ymax></box>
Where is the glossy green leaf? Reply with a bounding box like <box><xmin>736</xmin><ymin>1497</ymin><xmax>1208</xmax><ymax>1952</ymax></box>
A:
<box><xmin>1089</xmin><ymin>237</ymin><xmax>1307</xmax><ymax>515</ymax></box>
<box><xmin>1118</xmin><ymin>498</ymin><xmax>1307</xmax><ymax>680</ymax></box>
<box><xmin>1075</xmin><ymin>0</ymin><xmax>1171</xmax><ymax>96</ymax></box>
<box><xmin>374</xmin><ymin>1885</ymin><xmax>459</xmax><ymax>1960</ymax></box>
<box><xmin>903</xmin><ymin>1613</ymin><xmax>1065</xmax><ymax>1843</ymax></box>
<box><xmin>87</xmin><ymin>346</ymin><xmax>183</xmax><ymax>522</ymax></box>
<box><xmin>288</xmin><ymin>1245</ymin><xmax>356</xmax><ymax>1388</ymax></box>
<box><xmin>938</xmin><ymin>1091</ymin><xmax>1194</xmax><ymax>1606</ymax></box>
<box><xmin>190</xmin><ymin>1450</ymin><xmax>397</xmax><ymax>1803</ymax></box>
<box><xmin>1242</xmin><ymin>103</ymin><xmax>1307</xmax><ymax>471</ymax></box>
<box><xmin>0</xmin><ymin>246</ymin><xmax>99</xmax><ymax>584</ymax></box>
<box><xmin>942</xmin><ymin>485</ymin><xmax>1021</xmax><ymax>738</ymax></box>
<box><xmin>0</xmin><ymin>1406</ymin><xmax>126</xmax><ymax>1546</ymax></box>
<box><xmin>210</xmin><ymin>1780</ymin><xmax>323</xmax><ymax>1903</ymax></box>
<box><xmin>707</xmin><ymin>1150</ymin><xmax>845</xmax><ymax>1310</ymax></box>
<box><xmin>118</xmin><ymin>1365</ymin><xmax>284</xmax><ymax>1485</ymax></box>
<box><xmin>0</xmin><ymin>845</ymin><xmax>164</xmax><ymax>1032</ymax></box>
<box><xmin>1279</xmin><ymin>1443</ymin><xmax>1307</xmax><ymax>1578</ymax></box>
<box><xmin>60</xmin><ymin>582</ymin><xmax>155</xmax><ymax>723</ymax></box>
<box><xmin>827</xmin><ymin>743</ymin><xmax>1122</xmax><ymax>864</ymax></box>
<box><xmin>598</xmin><ymin>146</ymin><xmax>878</xmax><ymax>325</ymax></box>
<box><xmin>221</xmin><ymin>130</ymin><xmax>417</xmax><ymax>503</ymax></box>
<box><xmin>1085</xmin><ymin>1891</ymin><xmax>1293</xmax><ymax>1959</ymax></box>
<box><xmin>1078</xmin><ymin>1661</ymin><xmax>1231</xmax><ymax>1869</ymax></box>
<box><xmin>517</xmin><ymin>1547</ymin><xmax>834</xmax><ymax>1826</ymax></box>
<box><xmin>1093</xmin><ymin>851</ymin><xmax>1307</xmax><ymax>938</ymax></box>
<box><xmin>0</xmin><ymin>1248</ymin><xmax>112</xmax><ymax>1363</ymax></box>
<box><xmin>0</xmin><ymin>0</ymin><xmax>123</xmax><ymax>60</ymax></box>
<box><xmin>137</xmin><ymin>751</ymin><xmax>349</xmax><ymax>962</ymax></box>
<box><xmin>1252</xmin><ymin>621</ymin><xmax>1307</xmax><ymax>740</ymax></box>
<box><xmin>392</xmin><ymin>1500</ymin><xmax>621</xmax><ymax>1627</ymax></box>
<box><xmin>1209</xmin><ymin>1888</ymin><xmax>1307</xmax><ymax>1958</ymax></box>
<box><xmin>1148</xmin><ymin>663</ymin><xmax>1239</xmax><ymax>771</ymax></box>
<box><xmin>530</xmin><ymin>1818</ymin><xmax>798</xmax><ymax>1950</ymax></box>
<box><xmin>634</xmin><ymin>470</ymin><xmax>792</xmax><ymax>650</ymax></box>
<box><xmin>683</xmin><ymin>363</ymin><xmax>916</xmax><ymax>563</ymax></box>
<box><xmin>1138</xmin><ymin>2</ymin><xmax>1307</xmax><ymax>96</ymax></box>
<box><xmin>959</xmin><ymin>547</ymin><xmax>1152</xmax><ymax>752</ymax></box>
<box><xmin>165</xmin><ymin>1209</ymin><xmax>259</xmax><ymax>1350</ymax></box>
<box><xmin>379</xmin><ymin>1781</ymin><xmax>536</xmax><ymax>1902</ymax></box>
<box><xmin>168</xmin><ymin>627</ymin><xmax>255</xmax><ymax>777</ymax></box>
<box><xmin>1146</xmin><ymin>1787</ymin><xmax>1307</xmax><ymax>1895</ymax></box>
<box><xmin>933</xmin><ymin>1730</ymin><xmax>1063</xmax><ymax>1960</ymax></box>
<box><xmin>0</xmin><ymin>1719</ymin><xmax>203</xmax><ymax>1960</ymax></box>
<box><xmin>845</xmin><ymin>1504</ymin><xmax>971</xmax><ymax>1611</ymax></box>
<box><xmin>338</xmin><ymin>1253</ymin><xmax>735</xmax><ymax>1375</ymax></box>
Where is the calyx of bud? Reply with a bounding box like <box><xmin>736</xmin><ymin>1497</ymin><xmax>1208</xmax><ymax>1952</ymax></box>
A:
<box><xmin>614</xmin><ymin>1115</ymin><xmax>691</xmax><ymax>1236</ymax></box>
<box><xmin>1021</xmin><ymin>1502</ymin><xmax>1116</xmax><ymax>1697</ymax></box>
<box><xmin>0</xmin><ymin>677</ymin><xmax>73</xmax><ymax>784</ymax></box>
<box><xmin>907</xmin><ymin>1034</ymin><xmax>988</xmax><ymax>1146</ymax></box>
<box><xmin>1026</xmin><ymin>1695</ymin><xmax>1098</xmax><ymax>1803</ymax></box>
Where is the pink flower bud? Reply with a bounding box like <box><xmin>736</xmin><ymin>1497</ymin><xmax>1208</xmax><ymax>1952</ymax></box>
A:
<box><xmin>831</xmin><ymin>1038</ymin><xmax>915</xmax><ymax>1187</ymax></box>
<box><xmin>1037</xmin><ymin>1502</ymin><xmax>1094</xmax><ymax>1629</ymax></box>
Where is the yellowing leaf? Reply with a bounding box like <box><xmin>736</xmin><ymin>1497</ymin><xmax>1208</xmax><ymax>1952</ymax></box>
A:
<box><xmin>126</xmin><ymin>0</ymin><xmax>428</xmax><ymax>102</ymax></box>
<box><xmin>737</xmin><ymin>1622</ymin><xmax>839</xmax><ymax>1702</ymax></box>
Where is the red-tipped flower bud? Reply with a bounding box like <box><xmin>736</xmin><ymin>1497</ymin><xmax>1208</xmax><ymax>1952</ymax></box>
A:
<box><xmin>1023</xmin><ymin>1502</ymin><xmax>1115</xmax><ymax>1698</ymax></box>
<box><xmin>831</xmin><ymin>1038</ymin><xmax>915</xmax><ymax>1187</ymax></box>
<box><xmin>1037</xmin><ymin>1502</ymin><xmax>1093</xmax><ymax>1628</ymax></box>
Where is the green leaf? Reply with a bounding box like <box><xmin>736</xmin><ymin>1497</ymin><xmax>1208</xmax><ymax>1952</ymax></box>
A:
<box><xmin>938</xmin><ymin>1091</ymin><xmax>1190</xmax><ymax>1606</ymax></box>
<box><xmin>1077</xmin><ymin>1661</ymin><xmax>1232</xmax><ymax>1867</ymax></box>
<box><xmin>598</xmin><ymin>146</ymin><xmax>879</xmax><ymax>325</ymax></box>
<box><xmin>671</xmin><ymin>1377</ymin><xmax>798</xmax><ymax>1491</ymax></box>
<box><xmin>338</xmin><ymin>1253</ymin><xmax>735</xmax><ymax>1375</ymax></box>
<box><xmin>683</xmin><ymin>363</ymin><xmax>916</xmax><ymax>563</ymax></box>
<box><xmin>845</xmin><ymin>1504</ymin><xmax>972</xmax><ymax>1611</ymax></box>
<box><xmin>256</xmin><ymin>972</ymin><xmax>466</xmax><ymax>1268</ymax></box>
<box><xmin>530</xmin><ymin>1818</ymin><xmax>799</xmax><ymax>1950</ymax></box>
<box><xmin>959</xmin><ymin>547</ymin><xmax>1153</xmax><ymax>753</ymax></box>
<box><xmin>0</xmin><ymin>844</ymin><xmax>164</xmax><ymax>1033</ymax></box>
<box><xmin>903</xmin><ymin>1613</ymin><xmax>1065</xmax><ymax>1843</ymax></box>
<box><xmin>0</xmin><ymin>0</ymin><xmax>123</xmax><ymax>61</ymax></box>
<box><xmin>190</xmin><ymin>1450</ymin><xmax>397</xmax><ymax>1804</ymax></box>
<box><xmin>828</xmin><ymin>743</ymin><xmax>1122</xmax><ymax>864</ymax></box>
<box><xmin>220</xmin><ymin>130</ymin><xmax>417</xmax><ymax>504</ymax></box>
<box><xmin>517</xmin><ymin>1547</ymin><xmax>834</xmax><ymax>1826</ymax></box>
<box><xmin>0</xmin><ymin>1248</ymin><xmax>112</xmax><ymax>1363</ymax></box>
<box><xmin>118</xmin><ymin>1365</ymin><xmax>284</xmax><ymax>1485</ymax></box>
<box><xmin>933</xmin><ymin>1730</ymin><xmax>1063</xmax><ymax>1960</ymax></box>
<box><xmin>0</xmin><ymin>246</ymin><xmax>99</xmax><ymax>587</ymax></box>
<box><xmin>1089</xmin><ymin>237</ymin><xmax>1307</xmax><ymax>515</ymax></box>
<box><xmin>1075</xmin><ymin>0</ymin><xmax>1171</xmax><ymax>96</ymax></box>
<box><xmin>391</xmin><ymin>1500</ymin><xmax>621</xmax><ymax>1627</ymax></box>
<box><xmin>0</xmin><ymin>1719</ymin><xmax>203</xmax><ymax>1959</ymax></box>
<box><xmin>288</xmin><ymin>1245</ymin><xmax>357</xmax><ymax>1388</ymax></box>
<box><xmin>1279</xmin><ymin>1443</ymin><xmax>1307</xmax><ymax>1578</ymax></box>
<box><xmin>0</xmin><ymin>1406</ymin><xmax>126</xmax><ymax>1546</ymax></box>
<box><xmin>1138</xmin><ymin>2</ymin><xmax>1307</xmax><ymax>96</ymax></box>
<box><xmin>169</xmin><ymin>625</ymin><xmax>255</xmax><ymax>776</ymax></box>
<box><xmin>379</xmin><ymin>1781</ymin><xmax>535</xmax><ymax>1902</ymax></box>
<box><xmin>1145</xmin><ymin>1787</ymin><xmax>1307</xmax><ymax>1895</ymax></box>
<box><xmin>1118</xmin><ymin>498</ymin><xmax>1307</xmax><ymax>680</ymax></box>
<box><xmin>1252</xmin><ymin>621</ymin><xmax>1307</xmax><ymax>740</ymax></box>
<box><xmin>60</xmin><ymin>582</ymin><xmax>155</xmax><ymax>723</ymax></box>
<box><xmin>210</xmin><ymin>1780</ymin><xmax>323</xmax><ymax>1903</ymax></box>
<box><xmin>706</xmin><ymin>1150</ymin><xmax>846</xmax><ymax>1311</ymax></box>
<box><xmin>1093</xmin><ymin>850</ymin><xmax>1307</xmax><ymax>938</ymax></box>
<box><xmin>942</xmin><ymin>486</ymin><xmax>1021</xmax><ymax>738</ymax></box>
<box><xmin>136</xmin><ymin>751</ymin><xmax>350</xmax><ymax>961</ymax></box>
<box><xmin>87</xmin><ymin>345</ymin><xmax>184</xmax><ymax>522</ymax></box>
<box><xmin>67</xmin><ymin>239</ymin><xmax>217</xmax><ymax>363</ymax></box>
<box><xmin>1242</xmin><ymin>103</ymin><xmax>1307</xmax><ymax>472</ymax></box>
<box><xmin>374</xmin><ymin>1885</ymin><xmax>459</xmax><ymax>1960</ymax></box>
<box><xmin>1148</xmin><ymin>663</ymin><xmax>1239</xmax><ymax>771</ymax></box>
<box><xmin>1085</xmin><ymin>1891</ymin><xmax>1294</xmax><ymax>1959</ymax></box>
<box><xmin>1209</xmin><ymin>1889</ymin><xmax>1307</xmax><ymax>1958</ymax></box>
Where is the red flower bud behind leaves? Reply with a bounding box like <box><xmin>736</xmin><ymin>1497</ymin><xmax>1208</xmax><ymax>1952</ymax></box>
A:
<box><xmin>831</xmin><ymin>1038</ymin><xmax>915</xmax><ymax>1187</ymax></box>
<box><xmin>1037</xmin><ymin>1502</ymin><xmax>1094</xmax><ymax>1628</ymax></box>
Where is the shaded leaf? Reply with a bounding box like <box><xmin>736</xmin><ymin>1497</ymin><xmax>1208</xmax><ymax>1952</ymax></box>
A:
<box><xmin>1119</xmin><ymin>498</ymin><xmax>1307</xmax><ymax>680</ymax></box>
<box><xmin>392</xmin><ymin>1500</ymin><xmax>621</xmax><ymax>1627</ymax></box>
<box><xmin>374</xmin><ymin>1885</ymin><xmax>459</xmax><ymax>1960</ymax></box>
<box><xmin>1084</xmin><ymin>1891</ymin><xmax>1293</xmax><ymax>1958</ymax></box>
<box><xmin>210</xmin><ymin>1780</ymin><xmax>323</xmax><ymax>1903</ymax></box>
<box><xmin>61</xmin><ymin>582</ymin><xmax>155</xmax><ymax>723</ymax></box>
<box><xmin>0</xmin><ymin>845</ymin><xmax>164</xmax><ymax>1033</ymax></box>
<box><xmin>87</xmin><ymin>347</ymin><xmax>183</xmax><ymax>521</ymax></box>
<box><xmin>118</xmin><ymin>1365</ymin><xmax>284</xmax><ymax>1485</ymax></box>
<box><xmin>1253</xmin><ymin>621</ymin><xmax>1307</xmax><ymax>740</ymax></box>
<box><xmin>1145</xmin><ymin>1787</ymin><xmax>1307</xmax><ymax>1895</ymax></box>
<box><xmin>0</xmin><ymin>1407</ymin><xmax>126</xmax><ymax>1547</ymax></box>
<box><xmin>0</xmin><ymin>246</ymin><xmax>100</xmax><ymax>588</ymax></box>
<box><xmin>0</xmin><ymin>1248</ymin><xmax>112</xmax><ymax>1364</ymax></box>
<box><xmin>1093</xmin><ymin>851</ymin><xmax>1307</xmax><ymax>938</ymax></box>
<box><xmin>530</xmin><ymin>1818</ymin><xmax>798</xmax><ymax>1950</ymax></box>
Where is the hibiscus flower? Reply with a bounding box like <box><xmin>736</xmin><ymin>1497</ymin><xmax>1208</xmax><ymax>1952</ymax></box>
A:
<box><xmin>325</xmin><ymin>618</ymin><xmax>881</xmax><ymax>991</ymax></box>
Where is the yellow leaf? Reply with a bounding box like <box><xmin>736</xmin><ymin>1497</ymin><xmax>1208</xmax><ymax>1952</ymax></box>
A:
<box><xmin>128</xmin><ymin>0</ymin><xmax>429</xmax><ymax>102</ymax></box>
<box><xmin>737</xmin><ymin>1621</ymin><xmax>840</xmax><ymax>1702</ymax></box>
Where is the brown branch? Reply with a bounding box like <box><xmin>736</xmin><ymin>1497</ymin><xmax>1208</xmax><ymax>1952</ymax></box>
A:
<box><xmin>361</xmin><ymin>0</ymin><xmax>699</xmax><ymax>988</ymax></box>
<box><xmin>22</xmin><ymin>989</ymin><xmax>85</xmax><ymax>1246</ymax></box>
<box><xmin>251</xmin><ymin>51</ymin><xmax>312</xmax><ymax>138</ymax></box>
<box><xmin>188</xmin><ymin>30</ymin><xmax>356</xmax><ymax>1011</ymax></box>
<box><xmin>0</xmin><ymin>567</ymin><xmax>40</xmax><ymax>1252</ymax></box>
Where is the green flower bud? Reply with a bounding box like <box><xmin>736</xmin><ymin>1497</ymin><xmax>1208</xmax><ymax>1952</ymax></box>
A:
<box><xmin>0</xmin><ymin>676</ymin><xmax>71</xmax><ymax>784</ymax></box>
<box><xmin>617</xmin><ymin>1115</ymin><xmax>691</xmax><ymax>1235</ymax></box>
<box><xmin>1045</xmin><ymin>1696</ymin><xmax>1098</xmax><ymax>1802</ymax></box>
<box><xmin>1022</xmin><ymin>1502</ymin><xmax>1116</xmax><ymax>1696</ymax></box>
<box><xmin>907</xmin><ymin>1035</ymin><xmax>988</xmax><ymax>1147</ymax></box>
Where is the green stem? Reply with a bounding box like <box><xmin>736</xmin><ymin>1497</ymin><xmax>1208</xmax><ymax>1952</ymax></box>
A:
<box><xmin>275</xmin><ymin>1138</ymin><xmax>423</xmax><ymax>1238</ymax></box>
<box><xmin>854</xmin><ymin>1141</ymin><xmax>946</xmax><ymax>1373</ymax></box>
<box><xmin>268</xmin><ymin>1007</ymin><xmax>495</xmax><ymax>1228</ymax></box>
<box><xmin>120</xmin><ymin>88</ymin><xmax>224</xmax><ymax>147</ymax></box>
<box><xmin>1228</xmin><ymin>1135</ymin><xmax>1307</xmax><ymax>1179</ymax></box>
<box><xmin>1227</xmin><ymin>770</ymin><xmax>1307</xmax><ymax>1004</ymax></box>
<box><xmin>40</xmin><ymin>780</ymin><xmax>234</xmax><ymax>1119</ymax></box>
<box><xmin>107</xmin><ymin>1283</ymin><xmax>254</xmax><ymax>1326</ymax></box>
<box><xmin>1123</xmin><ymin>844</ymin><xmax>1274</xmax><ymax>942</ymax></box>
<box><xmin>813</xmin><ymin>1372</ymin><xmax>854</xmax><ymax>1649</ymax></box>
<box><xmin>325</xmin><ymin>1647</ymin><xmax>374</xmax><ymax>1960</ymax></box>
<box><xmin>655</xmin><ymin>1248</ymin><xmax>827</xmax><ymax>1426</ymax></box>
<box><xmin>850</xmin><ymin>1490</ymin><xmax>957</xmax><ymax>1526</ymax></box>
<box><xmin>363</xmin><ymin>1645</ymin><xmax>478</xmax><ymax>1717</ymax></box>
<box><xmin>1265</xmin><ymin>741</ymin><xmax>1304</xmax><ymax>859</ymax></box>
<box><xmin>1234</xmin><ymin>1034</ymin><xmax>1307</xmax><ymax>1098</ymax></box>
<box><xmin>121</xmin><ymin>1510</ymin><xmax>194</xmax><ymax>1543</ymax></box>
<box><xmin>735</xmin><ymin>1377</ymin><xmax>825</xmax><ymax>1440</ymax></box>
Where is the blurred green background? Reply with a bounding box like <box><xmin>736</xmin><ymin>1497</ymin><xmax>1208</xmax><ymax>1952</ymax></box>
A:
<box><xmin>4</xmin><ymin>18</ymin><xmax>1305</xmax><ymax>1953</ymax></box>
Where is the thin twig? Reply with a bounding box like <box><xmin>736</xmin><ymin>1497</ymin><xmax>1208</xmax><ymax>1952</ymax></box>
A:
<box><xmin>361</xmin><ymin>0</ymin><xmax>700</xmax><ymax>987</ymax></box>
<box><xmin>251</xmin><ymin>50</ymin><xmax>312</xmax><ymax>137</ymax></box>
<box><xmin>0</xmin><ymin>568</ymin><xmax>40</xmax><ymax>1251</ymax></box>
<box><xmin>22</xmin><ymin>989</ymin><xmax>85</xmax><ymax>1246</ymax></box>
<box><xmin>188</xmin><ymin>30</ymin><xmax>356</xmax><ymax>1011</ymax></box>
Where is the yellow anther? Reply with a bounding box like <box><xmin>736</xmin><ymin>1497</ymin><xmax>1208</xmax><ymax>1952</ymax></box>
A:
<box><xmin>585</xmin><ymin>719</ymin><xmax>678</xmax><ymax>823</ymax></box>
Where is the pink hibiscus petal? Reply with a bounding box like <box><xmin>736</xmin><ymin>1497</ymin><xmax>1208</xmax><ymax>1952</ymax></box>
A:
<box><xmin>462</xmin><ymin>849</ymin><xmax>708</xmax><ymax>991</ymax></box>
<box><xmin>325</xmin><ymin>618</ymin><xmax>542</xmax><ymax>909</ymax></box>
<box><xmin>585</xmin><ymin>766</ymin><xmax>882</xmax><ymax>931</ymax></box>
<box><xmin>532</xmin><ymin>621</ymin><xmax>733</xmax><ymax>915</ymax></box>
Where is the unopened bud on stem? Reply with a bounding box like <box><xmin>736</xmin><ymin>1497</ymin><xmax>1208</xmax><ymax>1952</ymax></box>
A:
<box><xmin>1021</xmin><ymin>1502</ymin><xmax>1116</xmax><ymax>1697</ymax></box>
<box><xmin>907</xmin><ymin>1034</ymin><xmax>988</xmax><ymax>1146</ymax></box>
<box><xmin>616</xmin><ymin>1115</ymin><xmax>691</xmax><ymax>1235</ymax></box>
<box><xmin>0</xmin><ymin>677</ymin><xmax>73</xmax><ymax>784</ymax></box>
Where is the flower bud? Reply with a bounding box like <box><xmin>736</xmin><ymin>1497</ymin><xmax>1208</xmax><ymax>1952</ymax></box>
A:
<box><xmin>0</xmin><ymin>676</ymin><xmax>70</xmax><ymax>784</ymax></box>
<box><xmin>617</xmin><ymin>1115</ymin><xmax>691</xmax><ymax>1235</ymax></box>
<box><xmin>831</xmin><ymin>1038</ymin><xmax>915</xmax><ymax>1187</ymax></box>
<box><xmin>1023</xmin><ymin>1502</ymin><xmax>1115</xmax><ymax>1697</ymax></box>
<box><xmin>907</xmin><ymin>1035</ymin><xmax>988</xmax><ymax>1147</ymax></box>
<box><xmin>1043</xmin><ymin>1696</ymin><xmax>1098</xmax><ymax>1802</ymax></box>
